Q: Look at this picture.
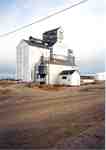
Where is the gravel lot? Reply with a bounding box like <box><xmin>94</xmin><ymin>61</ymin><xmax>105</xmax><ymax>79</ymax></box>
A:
<box><xmin>0</xmin><ymin>81</ymin><xmax>105</xmax><ymax>149</ymax></box>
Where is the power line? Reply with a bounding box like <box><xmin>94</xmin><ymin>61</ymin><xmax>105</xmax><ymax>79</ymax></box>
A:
<box><xmin>0</xmin><ymin>0</ymin><xmax>88</xmax><ymax>38</ymax></box>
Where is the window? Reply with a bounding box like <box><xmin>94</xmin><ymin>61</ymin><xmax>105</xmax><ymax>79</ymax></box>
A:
<box><xmin>62</xmin><ymin>76</ymin><xmax>67</xmax><ymax>79</ymax></box>
<box><xmin>59</xmin><ymin>31</ymin><xmax>64</xmax><ymax>40</ymax></box>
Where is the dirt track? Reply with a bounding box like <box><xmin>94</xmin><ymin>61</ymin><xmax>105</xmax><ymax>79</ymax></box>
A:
<box><xmin>0</xmin><ymin>81</ymin><xmax>105</xmax><ymax>149</ymax></box>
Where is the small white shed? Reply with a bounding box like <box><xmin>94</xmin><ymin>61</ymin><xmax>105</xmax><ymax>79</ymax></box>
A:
<box><xmin>95</xmin><ymin>72</ymin><xmax>106</xmax><ymax>81</ymax></box>
<box><xmin>58</xmin><ymin>70</ymin><xmax>80</xmax><ymax>86</ymax></box>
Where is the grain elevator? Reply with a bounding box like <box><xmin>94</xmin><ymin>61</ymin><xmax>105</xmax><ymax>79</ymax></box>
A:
<box><xmin>16</xmin><ymin>27</ymin><xmax>80</xmax><ymax>85</ymax></box>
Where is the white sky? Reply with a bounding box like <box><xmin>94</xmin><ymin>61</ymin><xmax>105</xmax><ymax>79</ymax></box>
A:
<box><xmin>0</xmin><ymin>0</ymin><xmax>105</xmax><ymax>74</ymax></box>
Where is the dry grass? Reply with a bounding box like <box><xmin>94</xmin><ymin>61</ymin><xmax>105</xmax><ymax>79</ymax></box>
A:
<box><xmin>0</xmin><ymin>80</ymin><xmax>104</xmax><ymax>149</ymax></box>
<box><xmin>25</xmin><ymin>83</ymin><xmax>66</xmax><ymax>91</ymax></box>
<box><xmin>38</xmin><ymin>85</ymin><xmax>65</xmax><ymax>91</ymax></box>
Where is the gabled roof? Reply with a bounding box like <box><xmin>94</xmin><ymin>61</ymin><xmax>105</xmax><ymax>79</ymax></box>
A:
<box><xmin>43</xmin><ymin>27</ymin><xmax>60</xmax><ymax>35</ymax></box>
<box><xmin>24</xmin><ymin>39</ymin><xmax>49</xmax><ymax>49</ymax></box>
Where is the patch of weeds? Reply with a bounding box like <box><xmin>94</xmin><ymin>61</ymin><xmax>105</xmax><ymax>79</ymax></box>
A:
<box><xmin>63</xmin><ymin>125</ymin><xmax>82</xmax><ymax>137</ymax></box>
<box><xmin>0</xmin><ymin>88</ymin><xmax>12</xmax><ymax>95</ymax></box>
<box><xmin>26</xmin><ymin>83</ymin><xmax>32</xmax><ymax>88</ymax></box>
<box><xmin>80</xmin><ymin>87</ymin><xmax>89</xmax><ymax>92</ymax></box>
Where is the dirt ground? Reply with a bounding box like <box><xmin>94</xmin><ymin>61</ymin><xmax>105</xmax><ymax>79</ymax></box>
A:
<box><xmin>0</xmin><ymin>81</ymin><xmax>105</xmax><ymax>149</ymax></box>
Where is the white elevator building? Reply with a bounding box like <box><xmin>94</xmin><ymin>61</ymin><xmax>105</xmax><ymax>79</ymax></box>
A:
<box><xmin>16</xmin><ymin>27</ymin><xmax>80</xmax><ymax>86</ymax></box>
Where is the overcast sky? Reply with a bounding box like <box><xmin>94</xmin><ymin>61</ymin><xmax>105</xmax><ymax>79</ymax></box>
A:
<box><xmin>0</xmin><ymin>0</ymin><xmax>105</xmax><ymax>74</ymax></box>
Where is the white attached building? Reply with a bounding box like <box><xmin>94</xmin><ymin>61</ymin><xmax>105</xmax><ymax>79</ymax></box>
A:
<box><xmin>16</xmin><ymin>39</ymin><xmax>49</xmax><ymax>81</ymax></box>
<box><xmin>16</xmin><ymin>27</ymin><xmax>80</xmax><ymax>86</ymax></box>
<box><xmin>59</xmin><ymin>70</ymin><xmax>80</xmax><ymax>86</ymax></box>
